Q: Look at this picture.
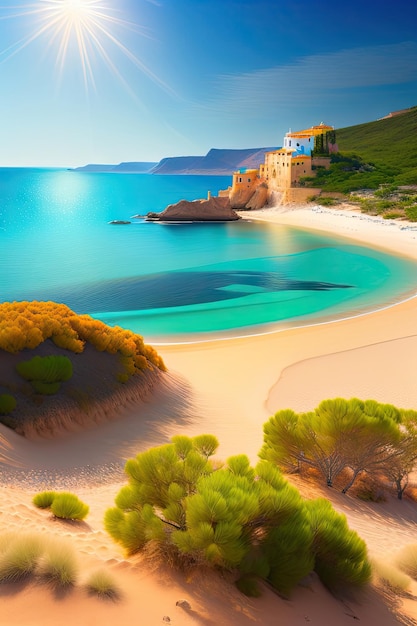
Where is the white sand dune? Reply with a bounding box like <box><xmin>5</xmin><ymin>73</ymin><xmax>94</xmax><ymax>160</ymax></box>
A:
<box><xmin>1</xmin><ymin>202</ymin><xmax>417</xmax><ymax>625</ymax></box>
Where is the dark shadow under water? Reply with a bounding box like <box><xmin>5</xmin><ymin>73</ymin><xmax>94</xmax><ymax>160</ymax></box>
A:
<box><xmin>33</xmin><ymin>270</ymin><xmax>353</xmax><ymax>314</ymax></box>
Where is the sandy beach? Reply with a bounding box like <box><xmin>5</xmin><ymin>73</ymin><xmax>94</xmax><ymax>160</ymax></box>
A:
<box><xmin>1</xmin><ymin>203</ymin><xmax>417</xmax><ymax>625</ymax></box>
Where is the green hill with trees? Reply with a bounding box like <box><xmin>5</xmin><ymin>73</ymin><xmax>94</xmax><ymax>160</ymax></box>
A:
<box><xmin>302</xmin><ymin>107</ymin><xmax>417</xmax><ymax>199</ymax></box>
<box><xmin>336</xmin><ymin>107</ymin><xmax>417</xmax><ymax>181</ymax></box>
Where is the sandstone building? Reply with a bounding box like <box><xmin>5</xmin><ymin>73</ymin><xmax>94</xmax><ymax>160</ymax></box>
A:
<box><xmin>228</xmin><ymin>122</ymin><xmax>337</xmax><ymax>208</ymax></box>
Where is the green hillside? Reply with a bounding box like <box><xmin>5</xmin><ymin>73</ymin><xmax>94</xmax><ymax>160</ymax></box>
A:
<box><xmin>302</xmin><ymin>106</ymin><xmax>417</xmax><ymax>195</ymax></box>
<box><xmin>335</xmin><ymin>106</ymin><xmax>417</xmax><ymax>185</ymax></box>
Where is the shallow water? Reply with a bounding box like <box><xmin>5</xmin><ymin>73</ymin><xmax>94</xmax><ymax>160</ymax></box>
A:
<box><xmin>1</xmin><ymin>168</ymin><xmax>416</xmax><ymax>342</ymax></box>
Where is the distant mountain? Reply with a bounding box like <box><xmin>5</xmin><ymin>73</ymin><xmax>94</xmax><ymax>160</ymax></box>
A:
<box><xmin>150</xmin><ymin>147</ymin><xmax>278</xmax><ymax>175</ymax></box>
<box><xmin>72</xmin><ymin>148</ymin><xmax>278</xmax><ymax>175</ymax></box>
<box><xmin>114</xmin><ymin>162</ymin><xmax>159</xmax><ymax>173</ymax></box>
<box><xmin>72</xmin><ymin>161</ymin><xmax>158</xmax><ymax>173</ymax></box>
<box><xmin>150</xmin><ymin>155</ymin><xmax>206</xmax><ymax>174</ymax></box>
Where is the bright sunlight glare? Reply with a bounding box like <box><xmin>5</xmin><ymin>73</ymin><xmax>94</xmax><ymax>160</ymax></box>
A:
<box><xmin>0</xmin><ymin>0</ymin><xmax>174</xmax><ymax>96</ymax></box>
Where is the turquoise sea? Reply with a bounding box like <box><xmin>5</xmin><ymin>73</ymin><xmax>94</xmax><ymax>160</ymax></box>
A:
<box><xmin>1</xmin><ymin>168</ymin><xmax>416</xmax><ymax>343</ymax></box>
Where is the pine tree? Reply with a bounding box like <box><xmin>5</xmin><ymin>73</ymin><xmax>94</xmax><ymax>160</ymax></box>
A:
<box><xmin>261</xmin><ymin>398</ymin><xmax>404</xmax><ymax>493</ymax></box>
<box><xmin>104</xmin><ymin>435</ymin><xmax>371</xmax><ymax>597</ymax></box>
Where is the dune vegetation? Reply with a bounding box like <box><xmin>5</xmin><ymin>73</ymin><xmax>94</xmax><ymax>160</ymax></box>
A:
<box><xmin>3</xmin><ymin>396</ymin><xmax>417</xmax><ymax>608</ymax></box>
<box><xmin>0</xmin><ymin>300</ymin><xmax>165</xmax><ymax>373</ymax></box>
<box><xmin>33</xmin><ymin>490</ymin><xmax>89</xmax><ymax>521</ymax></box>
<box><xmin>395</xmin><ymin>544</ymin><xmax>417</xmax><ymax>580</ymax></box>
<box><xmin>84</xmin><ymin>568</ymin><xmax>121</xmax><ymax>599</ymax></box>
<box><xmin>0</xmin><ymin>531</ymin><xmax>77</xmax><ymax>588</ymax></box>
<box><xmin>0</xmin><ymin>300</ymin><xmax>166</xmax><ymax>434</ymax></box>
<box><xmin>104</xmin><ymin>433</ymin><xmax>371</xmax><ymax>598</ymax></box>
<box><xmin>261</xmin><ymin>398</ymin><xmax>417</xmax><ymax>499</ymax></box>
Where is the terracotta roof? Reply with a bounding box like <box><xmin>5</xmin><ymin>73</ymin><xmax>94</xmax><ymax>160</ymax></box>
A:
<box><xmin>287</xmin><ymin>122</ymin><xmax>334</xmax><ymax>138</ymax></box>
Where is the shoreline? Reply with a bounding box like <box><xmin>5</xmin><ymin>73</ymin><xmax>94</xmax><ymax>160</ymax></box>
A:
<box><xmin>1</xmin><ymin>201</ymin><xmax>417</xmax><ymax>625</ymax></box>
<box><xmin>149</xmin><ymin>290</ymin><xmax>417</xmax><ymax>347</ymax></box>
<box><xmin>242</xmin><ymin>202</ymin><xmax>417</xmax><ymax>259</ymax></box>
<box><xmin>146</xmin><ymin>202</ymin><xmax>417</xmax><ymax>346</ymax></box>
<box><xmin>156</xmin><ymin>202</ymin><xmax>417</xmax><ymax>462</ymax></box>
<box><xmin>1</xmin><ymin>201</ymin><xmax>416</xmax><ymax>470</ymax></box>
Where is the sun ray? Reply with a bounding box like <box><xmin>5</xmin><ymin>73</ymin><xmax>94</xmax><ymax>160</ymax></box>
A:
<box><xmin>0</xmin><ymin>0</ymin><xmax>176</xmax><ymax>97</ymax></box>
<box><xmin>86</xmin><ymin>27</ymin><xmax>141</xmax><ymax>101</ymax></box>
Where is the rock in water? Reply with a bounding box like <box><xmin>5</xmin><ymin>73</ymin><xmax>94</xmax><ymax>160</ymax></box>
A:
<box><xmin>148</xmin><ymin>196</ymin><xmax>240</xmax><ymax>221</ymax></box>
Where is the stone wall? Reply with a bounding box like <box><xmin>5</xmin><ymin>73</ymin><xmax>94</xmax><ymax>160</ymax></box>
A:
<box><xmin>284</xmin><ymin>187</ymin><xmax>322</xmax><ymax>203</ymax></box>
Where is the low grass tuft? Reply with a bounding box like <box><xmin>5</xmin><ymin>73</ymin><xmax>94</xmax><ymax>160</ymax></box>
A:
<box><xmin>315</xmin><ymin>196</ymin><xmax>337</xmax><ymax>206</ymax></box>
<box><xmin>0</xmin><ymin>533</ymin><xmax>43</xmax><ymax>583</ymax></box>
<box><xmin>33</xmin><ymin>491</ymin><xmax>57</xmax><ymax>509</ymax></box>
<box><xmin>37</xmin><ymin>538</ymin><xmax>78</xmax><ymax>588</ymax></box>
<box><xmin>50</xmin><ymin>492</ymin><xmax>89</xmax><ymax>521</ymax></box>
<box><xmin>395</xmin><ymin>544</ymin><xmax>417</xmax><ymax>579</ymax></box>
<box><xmin>371</xmin><ymin>557</ymin><xmax>412</xmax><ymax>593</ymax></box>
<box><xmin>84</xmin><ymin>568</ymin><xmax>120</xmax><ymax>599</ymax></box>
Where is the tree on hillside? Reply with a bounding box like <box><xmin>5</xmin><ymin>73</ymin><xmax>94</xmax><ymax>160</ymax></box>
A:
<box><xmin>338</xmin><ymin>400</ymin><xmax>401</xmax><ymax>493</ymax></box>
<box><xmin>259</xmin><ymin>405</ymin><xmax>348</xmax><ymax>487</ymax></box>
<box><xmin>382</xmin><ymin>410</ymin><xmax>417</xmax><ymax>499</ymax></box>
<box><xmin>261</xmin><ymin>398</ymin><xmax>404</xmax><ymax>493</ymax></box>
<box><xmin>104</xmin><ymin>435</ymin><xmax>371</xmax><ymax>597</ymax></box>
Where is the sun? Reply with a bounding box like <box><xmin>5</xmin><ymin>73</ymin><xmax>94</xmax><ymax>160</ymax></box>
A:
<box><xmin>60</xmin><ymin>0</ymin><xmax>91</xmax><ymax>17</ymax></box>
<box><xmin>0</xmin><ymin>0</ymin><xmax>173</xmax><ymax>95</ymax></box>
<box><xmin>56</xmin><ymin>0</ymin><xmax>91</xmax><ymax>18</ymax></box>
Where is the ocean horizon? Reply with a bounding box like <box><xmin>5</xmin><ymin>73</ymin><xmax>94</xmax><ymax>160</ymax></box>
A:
<box><xmin>1</xmin><ymin>168</ymin><xmax>416</xmax><ymax>342</ymax></box>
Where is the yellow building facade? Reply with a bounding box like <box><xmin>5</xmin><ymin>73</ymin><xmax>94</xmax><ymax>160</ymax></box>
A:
<box><xmin>229</xmin><ymin>122</ymin><xmax>335</xmax><ymax>205</ymax></box>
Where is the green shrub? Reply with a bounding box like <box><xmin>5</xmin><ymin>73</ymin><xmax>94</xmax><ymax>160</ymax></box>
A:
<box><xmin>33</xmin><ymin>490</ymin><xmax>89</xmax><ymax>521</ymax></box>
<box><xmin>0</xmin><ymin>533</ymin><xmax>43</xmax><ymax>583</ymax></box>
<box><xmin>306</xmin><ymin>498</ymin><xmax>371</xmax><ymax>591</ymax></box>
<box><xmin>84</xmin><ymin>568</ymin><xmax>120</xmax><ymax>599</ymax></box>
<box><xmin>16</xmin><ymin>355</ymin><xmax>73</xmax><ymax>396</ymax></box>
<box><xmin>382</xmin><ymin>212</ymin><xmax>404</xmax><ymax>220</ymax></box>
<box><xmin>37</xmin><ymin>538</ymin><xmax>78</xmax><ymax>587</ymax></box>
<box><xmin>376</xmin><ymin>200</ymin><xmax>395</xmax><ymax>211</ymax></box>
<box><xmin>235</xmin><ymin>575</ymin><xmax>262</xmax><ymax>597</ymax></box>
<box><xmin>33</xmin><ymin>491</ymin><xmax>58</xmax><ymax>509</ymax></box>
<box><xmin>0</xmin><ymin>393</ymin><xmax>16</xmax><ymax>415</ymax></box>
<box><xmin>105</xmin><ymin>435</ymin><xmax>371</xmax><ymax>598</ymax></box>
<box><xmin>31</xmin><ymin>381</ymin><xmax>61</xmax><ymax>395</ymax></box>
<box><xmin>316</xmin><ymin>196</ymin><xmax>337</xmax><ymax>206</ymax></box>
<box><xmin>16</xmin><ymin>355</ymin><xmax>73</xmax><ymax>383</ymax></box>
<box><xmin>374</xmin><ymin>185</ymin><xmax>398</xmax><ymax>198</ymax></box>
<box><xmin>261</xmin><ymin>398</ymin><xmax>403</xmax><ymax>493</ymax></box>
<box><xmin>395</xmin><ymin>544</ymin><xmax>417</xmax><ymax>579</ymax></box>
<box><xmin>405</xmin><ymin>205</ymin><xmax>417</xmax><ymax>221</ymax></box>
<box><xmin>50</xmin><ymin>493</ymin><xmax>89</xmax><ymax>521</ymax></box>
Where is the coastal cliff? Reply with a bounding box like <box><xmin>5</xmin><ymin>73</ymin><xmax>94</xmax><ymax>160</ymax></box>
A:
<box><xmin>73</xmin><ymin>147</ymin><xmax>277</xmax><ymax>176</ymax></box>
<box><xmin>72</xmin><ymin>161</ymin><xmax>158</xmax><ymax>173</ymax></box>
<box><xmin>150</xmin><ymin>147</ymin><xmax>277</xmax><ymax>175</ymax></box>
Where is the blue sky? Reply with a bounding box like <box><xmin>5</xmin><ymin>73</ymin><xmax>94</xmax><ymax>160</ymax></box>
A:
<box><xmin>0</xmin><ymin>0</ymin><xmax>416</xmax><ymax>167</ymax></box>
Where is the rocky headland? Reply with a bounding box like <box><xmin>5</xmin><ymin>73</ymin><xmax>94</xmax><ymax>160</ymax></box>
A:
<box><xmin>146</xmin><ymin>195</ymin><xmax>240</xmax><ymax>221</ymax></box>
